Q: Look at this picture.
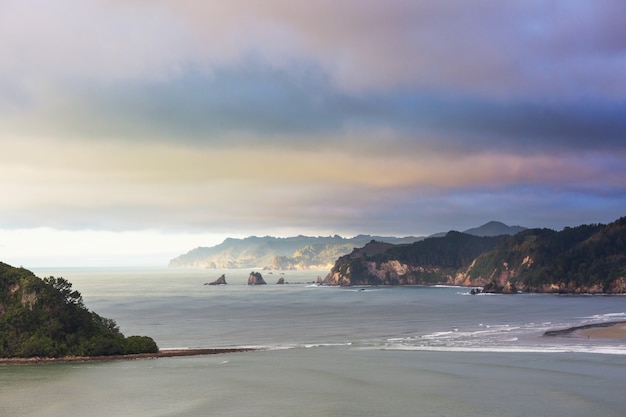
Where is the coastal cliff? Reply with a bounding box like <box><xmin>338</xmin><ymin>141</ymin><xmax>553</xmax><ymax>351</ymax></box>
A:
<box><xmin>324</xmin><ymin>216</ymin><xmax>626</xmax><ymax>294</ymax></box>
<box><xmin>324</xmin><ymin>233</ymin><xmax>503</xmax><ymax>287</ymax></box>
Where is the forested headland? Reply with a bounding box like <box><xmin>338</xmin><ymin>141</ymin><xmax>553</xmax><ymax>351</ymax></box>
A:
<box><xmin>324</xmin><ymin>216</ymin><xmax>626</xmax><ymax>294</ymax></box>
<box><xmin>0</xmin><ymin>262</ymin><xmax>158</xmax><ymax>358</ymax></box>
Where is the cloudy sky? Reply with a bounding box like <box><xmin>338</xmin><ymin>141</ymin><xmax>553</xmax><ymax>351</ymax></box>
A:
<box><xmin>2</xmin><ymin>0</ymin><xmax>625</xmax><ymax>267</ymax></box>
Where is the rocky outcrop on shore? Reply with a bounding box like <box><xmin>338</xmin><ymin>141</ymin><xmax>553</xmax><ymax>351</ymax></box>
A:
<box><xmin>248</xmin><ymin>272</ymin><xmax>267</xmax><ymax>285</ymax></box>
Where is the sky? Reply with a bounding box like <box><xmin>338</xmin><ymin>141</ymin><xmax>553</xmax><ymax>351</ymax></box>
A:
<box><xmin>1</xmin><ymin>0</ymin><xmax>626</xmax><ymax>267</ymax></box>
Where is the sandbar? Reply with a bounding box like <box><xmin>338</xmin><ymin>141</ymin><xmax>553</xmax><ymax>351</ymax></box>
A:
<box><xmin>544</xmin><ymin>321</ymin><xmax>626</xmax><ymax>339</ymax></box>
<box><xmin>0</xmin><ymin>347</ymin><xmax>256</xmax><ymax>365</ymax></box>
<box><xmin>578</xmin><ymin>323</ymin><xmax>626</xmax><ymax>339</ymax></box>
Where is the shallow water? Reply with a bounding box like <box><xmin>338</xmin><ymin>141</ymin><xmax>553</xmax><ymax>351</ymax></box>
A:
<box><xmin>2</xmin><ymin>267</ymin><xmax>625</xmax><ymax>417</ymax></box>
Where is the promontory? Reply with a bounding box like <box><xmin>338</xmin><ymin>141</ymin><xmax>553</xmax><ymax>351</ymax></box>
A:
<box><xmin>324</xmin><ymin>216</ymin><xmax>626</xmax><ymax>294</ymax></box>
<box><xmin>0</xmin><ymin>262</ymin><xmax>158</xmax><ymax>359</ymax></box>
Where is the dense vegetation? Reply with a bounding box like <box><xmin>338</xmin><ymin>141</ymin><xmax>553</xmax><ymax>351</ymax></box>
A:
<box><xmin>0</xmin><ymin>262</ymin><xmax>158</xmax><ymax>358</ymax></box>
<box><xmin>325</xmin><ymin>216</ymin><xmax>626</xmax><ymax>294</ymax></box>
<box><xmin>379</xmin><ymin>232</ymin><xmax>504</xmax><ymax>269</ymax></box>
<box><xmin>472</xmin><ymin>218</ymin><xmax>626</xmax><ymax>293</ymax></box>
<box><xmin>326</xmin><ymin>233</ymin><xmax>506</xmax><ymax>286</ymax></box>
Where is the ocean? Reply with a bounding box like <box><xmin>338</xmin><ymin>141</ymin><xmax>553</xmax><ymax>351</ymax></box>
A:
<box><xmin>2</xmin><ymin>267</ymin><xmax>625</xmax><ymax>417</ymax></box>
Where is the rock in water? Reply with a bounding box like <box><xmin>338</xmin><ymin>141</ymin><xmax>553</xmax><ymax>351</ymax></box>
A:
<box><xmin>248</xmin><ymin>271</ymin><xmax>267</xmax><ymax>285</ymax></box>
<box><xmin>206</xmin><ymin>274</ymin><xmax>227</xmax><ymax>285</ymax></box>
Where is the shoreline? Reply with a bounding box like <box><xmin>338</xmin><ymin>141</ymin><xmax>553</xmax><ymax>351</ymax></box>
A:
<box><xmin>0</xmin><ymin>347</ymin><xmax>257</xmax><ymax>366</ymax></box>
<box><xmin>5</xmin><ymin>321</ymin><xmax>626</xmax><ymax>365</ymax></box>
<box><xmin>543</xmin><ymin>320</ymin><xmax>626</xmax><ymax>339</ymax></box>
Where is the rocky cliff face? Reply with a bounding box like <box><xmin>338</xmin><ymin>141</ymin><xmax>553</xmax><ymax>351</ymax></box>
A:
<box><xmin>324</xmin><ymin>258</ymin><xmax>452</xmax><ymax>286</ymax></box>
<box><xmin>325</xmin><ymin>249</ymin><xmax>609</xmax><ymax>292</ymax></box>
<box><xmin>324</xmin><ymin>234</ymin><xmax>504</xmax><ymax>287</ymax></box>
<box><xmin>2</xmin><ymin>282</ymin><xmax>38</xmax><ymax>313</ymax></box>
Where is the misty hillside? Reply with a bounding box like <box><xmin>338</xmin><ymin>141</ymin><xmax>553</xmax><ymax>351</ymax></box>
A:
<box><xmin>169</xmin><ymin>221</ymin><xmax>526</xmax><ymax>269</ymax></box>
<box><xmin>169</xmin><ymin>234</ymin><xmax>422</xmax><ymax>269</ymax></box>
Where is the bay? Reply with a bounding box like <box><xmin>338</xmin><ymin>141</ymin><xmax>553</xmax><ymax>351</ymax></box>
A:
<box><xmin>1</xmin><ymin>267</ymin><xmax>625</xmax><ymax>417</ymax></box>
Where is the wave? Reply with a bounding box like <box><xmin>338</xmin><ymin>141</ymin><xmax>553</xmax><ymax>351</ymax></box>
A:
<box><xmin>580</xmin><ymin>312</ymin><xmax>626</xmax><ymax>321</ymax></box>
<box><xmin>375</xmin><ymin>318</ymin><xmax>626</xmax><ymax>356</ymax></box>
<box><xmin>302</xmin><ymin>342</ymin><xmax>353</xmax><ymax>348</ymax></box>
<box><xmin>378</xmin><ymin>344</ymin><xmax>626</xmax><ymax>355</ymax></box>
<box><xmin>432</xmin><ymin>285</ymin><xmax>466</xmax><ymax>288</ymax></box>
<box><xmin>459</xmin><ymin>291</ymin><xmax>499</xmax><ymax>296</ymax></box>
<box><xmin>221</xmin><ymin>342</ymin><xmax>355</xmax><ymax>352</ymax></box>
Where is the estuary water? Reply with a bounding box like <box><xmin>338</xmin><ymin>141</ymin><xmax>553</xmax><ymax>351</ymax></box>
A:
<box><xmin>2</xmin><ymin>267</ymin><xmax>626</xmax><ymax>417</ymax></box>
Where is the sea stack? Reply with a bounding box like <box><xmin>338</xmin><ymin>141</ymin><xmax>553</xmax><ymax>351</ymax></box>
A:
<box><xmin>248</xmin><ymin>271</ymin><xmax>267</xmax><ymax>285</ymax></box>
<box><xmin>206</xmin><ymin>274</ymin><xmax>227</xmax><ymax>285</ymax></box>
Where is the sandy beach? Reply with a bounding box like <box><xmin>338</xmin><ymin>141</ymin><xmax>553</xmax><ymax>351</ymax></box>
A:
<box><xmin>544</xmin><ymin>321</ymin><xmax>626</xmax><ymax>339</ymax></box>
<box><xmin>0</xmin><ymin>347</ymin><xmax>256</xmax><ymax>365</ymax></box>
<box><xmin>578</xmin><ymin>322</ymin><xmax>626</xmax><ymax>339</ymax></box>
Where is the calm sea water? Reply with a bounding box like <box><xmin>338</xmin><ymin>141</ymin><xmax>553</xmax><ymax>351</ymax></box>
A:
<box><xmin>2</xmin><ymin>267</ymin><xmax>625</xmax><ymax>417</ymax></box>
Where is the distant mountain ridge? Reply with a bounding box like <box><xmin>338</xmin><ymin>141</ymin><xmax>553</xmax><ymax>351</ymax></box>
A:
<box><xmin>168</xmin><ymin>234</ymin><xmax>422</xmax><ymax>269</ymax></box>
<box><xmin>428</xmin><ymin>221</ymin><xmax>526</xmax><ymax>238</ymax></box>
<box><xmin>169</xmin><ymin>221</ymin><xmax>526</xmax><ymax>269</ymax></box>
<box><xmin>462</xmin><ymin>221</ymin><xmax>526</xmax><ymax>237</ymax></box>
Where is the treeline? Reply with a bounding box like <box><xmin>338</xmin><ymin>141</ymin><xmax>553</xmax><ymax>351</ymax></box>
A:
<box><xmin>473</xmin><ymin>218</ymin><xmax>626</xmax><ymax>292</ymax></box>
<box><xmin>328</xmin><ymin>233</ymin><xmax>506</xmax><ymax>286</ymax></box>
<box><xmin>0</xmin><ymin>262</ymin><xmax>158</xmax><ymax>358</ymax></box>
<box><xmin>377</xmin><ymin>232</ymin><xmax>505</xmax><ymax>269</ymax></box>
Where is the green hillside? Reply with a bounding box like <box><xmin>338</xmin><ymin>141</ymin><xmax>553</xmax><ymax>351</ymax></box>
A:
<box><xmin>0</xmin><ymin>262</ymin><xmax>158</xmax><ymax>358</ymax></box>
<box><xmin>325</xmin><ymin>216</ymin><xmax>626</xmax><ymax>294</ymax></box>
<box><xmin>467</xmin><ymin>218</ymin><xmax>626</xmax><ymax>293</ymax></box>
<box><xmin>325</xmin><ymin>233</ymin><xmax>506</xmax><ymax>286</ymax></box>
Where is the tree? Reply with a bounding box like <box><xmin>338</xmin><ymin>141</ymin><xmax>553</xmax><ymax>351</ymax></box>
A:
<box><xmin>43</xmin><ymin>276</ymin><xmax>84</xmax><ymax>307</ymax></box>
